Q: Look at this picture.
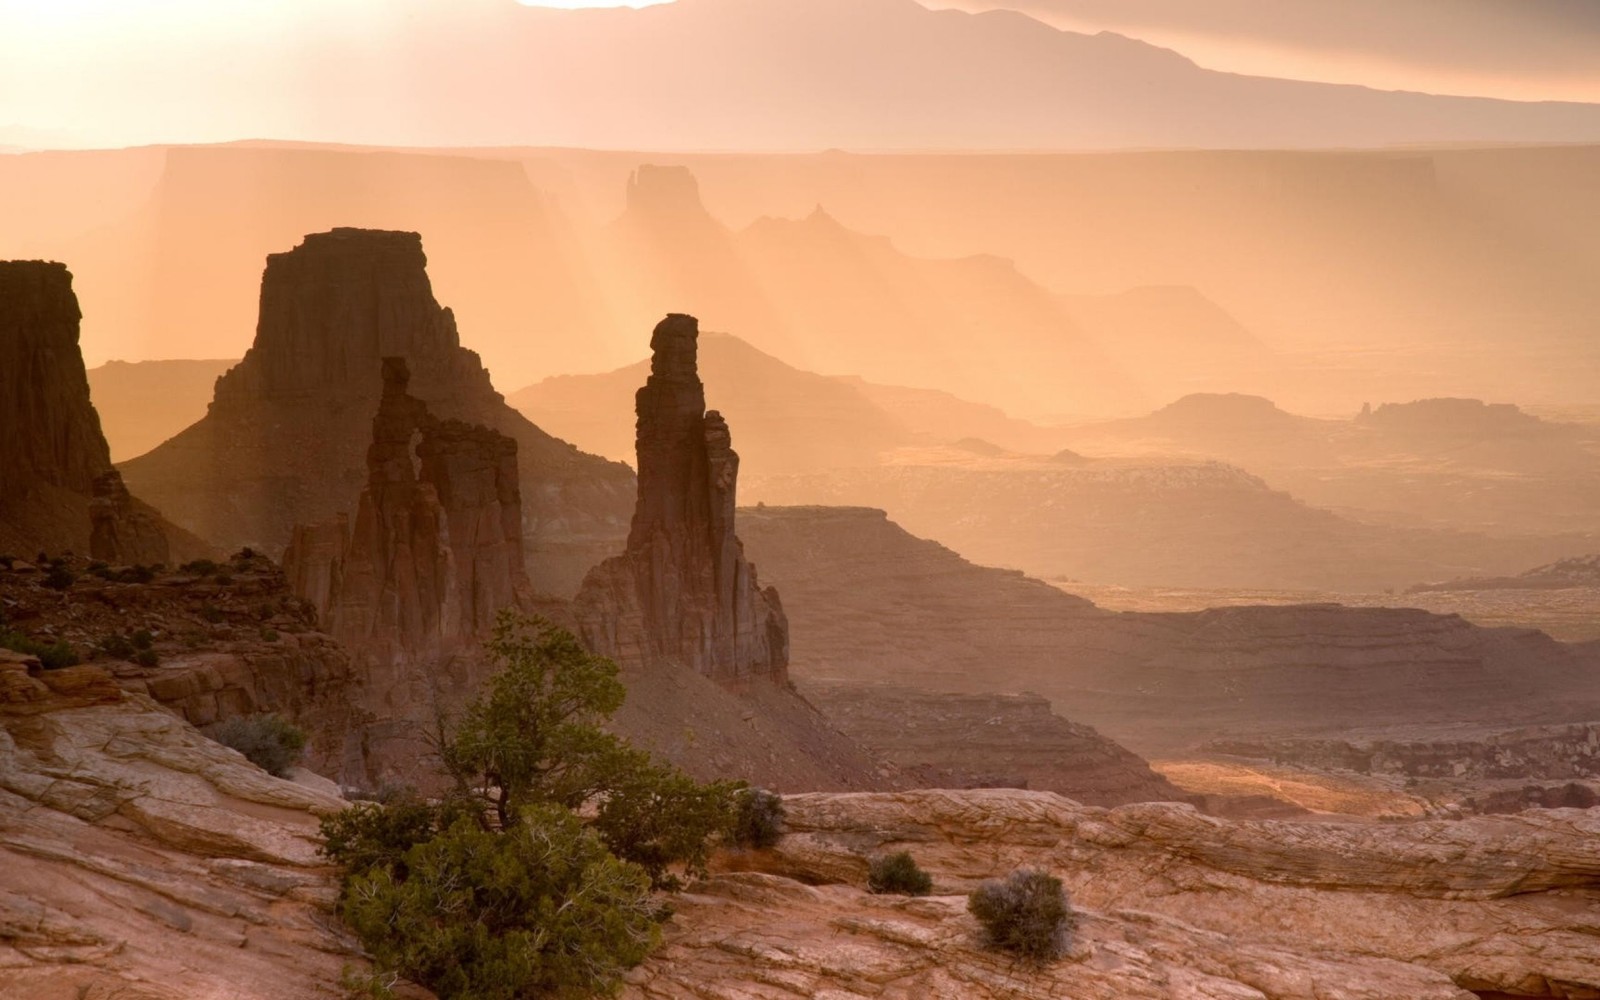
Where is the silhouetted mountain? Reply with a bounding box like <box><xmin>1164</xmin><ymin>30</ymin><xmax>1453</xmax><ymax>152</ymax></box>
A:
<box><xmin>941</xmin><ymin>0</ymin><xmax>1600</xmax><ymax>103</ymax></box>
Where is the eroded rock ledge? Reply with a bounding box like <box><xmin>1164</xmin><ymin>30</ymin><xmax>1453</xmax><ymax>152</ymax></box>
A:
<box><xmin>637</xmin><ymin>788</ymin><xmax>1600</xmax><ymax>1000</ymax></box>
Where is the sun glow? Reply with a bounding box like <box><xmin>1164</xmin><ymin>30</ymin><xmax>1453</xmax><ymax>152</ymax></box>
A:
<box><xmin>515</xmin><ymin>0</ymin><xmax>674</xmax><ymax>7</ymax></box>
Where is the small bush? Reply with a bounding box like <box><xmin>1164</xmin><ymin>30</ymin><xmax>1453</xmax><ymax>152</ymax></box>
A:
<box><xmin>213</xmin><ymin>714</ymin><xmax>307</xmax><ymax>777</ymax></box>
<box><xmin>731</xmin><ymin>786</ymin><xmax>785</xmax><ymax>849</ymax></box>
<box><xmin>261</xmin><ymin>627</ymin><xmax>280</xmax><ymax>643</ymax></box>
<box><xmin>133</xmin><ymin>648</ymin><xmax>160</xmax><ymax>668</ymax></box>
<box><xmin>868</xmin><ymin>851</ymin><xmax>933</xmax><ymax>896</ymax></box>
<box><xmin>1</xmin><ymin>629</ymin><xmax>80</xmax><ymax>670</ymax></box>
<box><xmin>102</xmin><ymin>564</ymin><xmax>156</xmax><ymax>584</ymax></box>
<box><xmin>181</xmin><ymin>559</ymin><xmax>220</xmax><ymax>577</ymax></box>
<box><xmin>200</xmin><ymin>603</ymin><xmax>225</xmax><ymax>624</ymax></box>
<box><xmin>97</xmin><ymin>633</ymin><xmax>136</xmax><ymax>659</ymax></box>
<box><xmin>967</xmin><ymin>869</ymin><xmax>1072</xmax><ymax>963</ymax></box>
<box><xmin>42</xmin><ymin>564</ymin><xmax>76</xmax><ymax>591</ymax></box>
<box><xmin>131</xmin><ymin>629</ymin><xmax>154</xmax><ymax>650</ymax></box>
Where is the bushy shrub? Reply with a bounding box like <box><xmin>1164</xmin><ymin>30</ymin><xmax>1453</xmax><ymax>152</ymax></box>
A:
<box><xmin>340</xmin><ymin>807</ymin><xmax>658</xmax><ymax>1000</ymax></box>
<box><xmin>97</xmin><ymin>633</ymin><xmax>136</xmax><ymax>659</ymax></box>
<box><xmin>868</xmin><ymin>851</ymin><xmax>933</xmax><ymax>896</ymax></box>
<box><xmin>131</xmin><ymin>629</ymin><xmax>154</xmax><ymax>650</ymax></box>
<box><xmin>0</xmin><ymin>629</ymin><xmax>80</xmax><ymax>670</ymax></box>
<box><xmin>42</xmin><ymin>562</ymin><xmax>76</xmax><ymax>591</ymax></box>
<box><xmin>200</xmin><ymin>603</ymin><xmax>225</xmax><ymax>624</ymax></box>
<box><xmin>731</xmin><ymin>786</ymin><xmax>785</xmax><ymax>849</ymax></box>
<box><xmin>180</xmin><ymin>558</ymin><xmax>219</xmax><ymax>577</ymax></box>
<box><xmin>133</xmin><ymin>648</ymin><xmax>160</xmax><ymax>667</ymax></box>
<box><xmin>321</xmin><ymin>612</ymin><xmax>742</xmax><ymax>999</ymax></box>
<box><xmin>967</xmin><ymin>869</ymin><xmax>1072</xmax><ymax>963</ymax></box>
<box><xmin>212</xmin><ymin>713</ymin><xmax>307</xmax><ymax>777</ymax></box>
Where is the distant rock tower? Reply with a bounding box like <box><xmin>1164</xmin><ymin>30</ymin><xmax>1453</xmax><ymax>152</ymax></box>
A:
<box><xmin>575</xmin><ymin>314</ymin><xmax>789</xmax><ymax>683</ymax></box>
<box><xmin>119</xmin><ymin>228</ymin><xmax>634</xmax><ymax>594</ymax></box>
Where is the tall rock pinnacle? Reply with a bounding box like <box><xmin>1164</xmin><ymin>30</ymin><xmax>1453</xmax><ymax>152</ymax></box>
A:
<box><xmin>576</xmin><ymin>314</ymin><xmax>788</xmax><ymax>682</ymax></box>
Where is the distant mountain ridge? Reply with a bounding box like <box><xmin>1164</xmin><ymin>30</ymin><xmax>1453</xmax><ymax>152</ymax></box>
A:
<box><xmin>14</xmin><ymin>0</ymin><xmax>1600</xmax><ymax>150</ymax></box>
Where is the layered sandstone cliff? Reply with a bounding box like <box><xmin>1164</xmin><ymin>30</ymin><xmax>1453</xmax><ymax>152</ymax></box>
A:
<box><xmin>575</xmin><ymin>314</ymin><xmax>788</xmax><ymax>682</ymax></box>
<box><xmin>738</xmin><ymin>506</ymin><xmax>1600</xmax><ymax>755</ymax></box>
<box><xmin>0</xmin><ymin>260</ymin><xmax>186</xmax><ymax>564</ymax></box>
<box><xmin>120</xmin><ymin>228</ymin><xmax>633</xmax><ymax>594</ymax></box>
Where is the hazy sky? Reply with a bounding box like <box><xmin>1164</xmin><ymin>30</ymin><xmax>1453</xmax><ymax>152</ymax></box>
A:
<box><xmin>3</xmin><ymin>0</ymin><xmax>1599</xmax><ymax>149</ymax></box>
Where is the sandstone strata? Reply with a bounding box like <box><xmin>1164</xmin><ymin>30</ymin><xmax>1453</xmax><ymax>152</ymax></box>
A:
<box><xmin>575</xmin><ymin>314</ymin><xmax>788</xmax><ymax>682</ymax></box>
<box><xmin>738</xmin><ymin>506</ymin><xmax>1600</xmax><ymax>754</ymax></box>
<box><xmin>806</xmin><ymin>683</ymin><xmax>1187</xmax><ymax>807</ymax></box>
<box><xmin>0</xmin><ymin>662</ymin><xmax>367</xmax><ymax>1000</ymax></box>
<box><xmin>0</xmin><ymin>551</ymin><xmax>366</xmax><ymax>784</ymax></box>
<box><xmin>120</xmin><ymin>228</ymin><xmax>633</xmax><ymax>594</ymax></box>
<box><xmin>0</xmin><ymin>261</ymin><xmax>187</xmax><ymax>563</ymax></box>
<box><xmin>627</xmin><ymin>788</ymin><xmax>1600</xmax><ymax>1000</ymax></box>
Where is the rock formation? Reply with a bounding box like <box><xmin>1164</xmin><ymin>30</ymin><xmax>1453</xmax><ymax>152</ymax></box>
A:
<box><xmin>738</xmin><ymin>506</ymin><xmax>1600</xmax><ymax>755</ymax></box>
<box><xmin>0</xmin><ymin>549</ymin><xmax>365</xmax><ymax>784</ymax></box>
<box><xmin>120</xmin><ymin>228</ymin><xmax>634</xmax><ymax>595</ymax></box>
<box><xmin>643</xmin><ymin>788</ymin><xmax>1600</xmax><ymax>1000</ymax></box>
<box><xmin>281</xmin><ymin>358</ymin><xmax>531</xmax><ymax>779</ymax></box>
<box><xmin>0</xmin><ymin>260</ymin><xmax>190</xmax><ymax>563</ymax></box>
<box><xmin>0</xmin><ymin>659</ymin><xmax>369</xmax><ymax>1000</ymax></box>
<box><xmin>286</xmin><ymin>357</ymin><xmax>529</xmax><ymax>657</ymax></box>
<box><xmin>575</xmin><ymin>314</ymin><xmax>788</xmax><ymax>682</ymax></box>
<box><xmin>805</xmin><ymin>683</ymin><xmax>1189</xmax><ymax>808</ymax></box>
<box><xmin>88</xmin><ymin>470</ymin><xmax>170</xmax><ymax>565</ymax></box>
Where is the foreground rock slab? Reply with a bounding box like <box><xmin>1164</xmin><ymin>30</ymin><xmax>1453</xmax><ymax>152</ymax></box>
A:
<box><xmin>0</xmin><ymin>669</ymin><xmax>366</xmax><ymax>1000</ymax></box>
<box><xmin>647</xmin><ymin>789</ymin><xmax>1600</xmax><ymax>1000</ymax></box>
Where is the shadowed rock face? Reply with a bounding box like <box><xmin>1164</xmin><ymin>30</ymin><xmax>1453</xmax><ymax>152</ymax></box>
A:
<box><xmin>0</xmin><ymin>262</ymin><xmax>107</xmax><ymax>492</ymax></box>
<box><xmin>292</xmin><ymin>356</ymin><xmax>529</xmax><ymax>655</ymax></box>
<box><xmin>283</xmin><ymin>358</ymin><xmax>529</xmax><ymax>772</ymax></box>
<box><xmin>121</xmin><ymin>228</ymin><xmax>634</xmax><ymax>595</ymax></box>
<box><xmin>576</xmin><ymin>314</ymin><xmax>788</xmax><ymax>682</ymax></box>
<box><xmin>0</xmin><ymin>260</ymin><xmax>180</xmax><ymax>563</ymax></box>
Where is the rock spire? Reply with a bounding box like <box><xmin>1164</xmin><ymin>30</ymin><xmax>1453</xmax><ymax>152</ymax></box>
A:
<box><xmin>576</xmin><ymin>314</ymin><xmax>788</xmax><ymax>682</ymax></box>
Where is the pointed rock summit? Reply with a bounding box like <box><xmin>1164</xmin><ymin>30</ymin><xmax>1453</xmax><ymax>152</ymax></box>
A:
<box><xmin>121</xmin><ymin>228</ymin><xmax>634</xmax><ymax>594</ymax></box>
<box><xmin>0</xmin><ymin>260</ymin><xmax>184</xmax><ymax>563</ymax></box>
<box><xmin>576</xmin><ymin>314</ymin><xmax>788</xmax><ymax>682</ymax></box>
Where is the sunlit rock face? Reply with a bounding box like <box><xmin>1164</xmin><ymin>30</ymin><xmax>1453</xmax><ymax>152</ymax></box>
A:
<box><xmin>575</xmin><ymin>314</ymin><xmax>789</xmax><ymax>683</ymax></box>
<box><xmin>0</xmin><ymin>260</ymin><xmax>177</xmax><ymax>564</ymax></box>
<box><xmin>121</xmin><ymin>228</ymin><xmax>634</xmax><ymax>595</ymax></box>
